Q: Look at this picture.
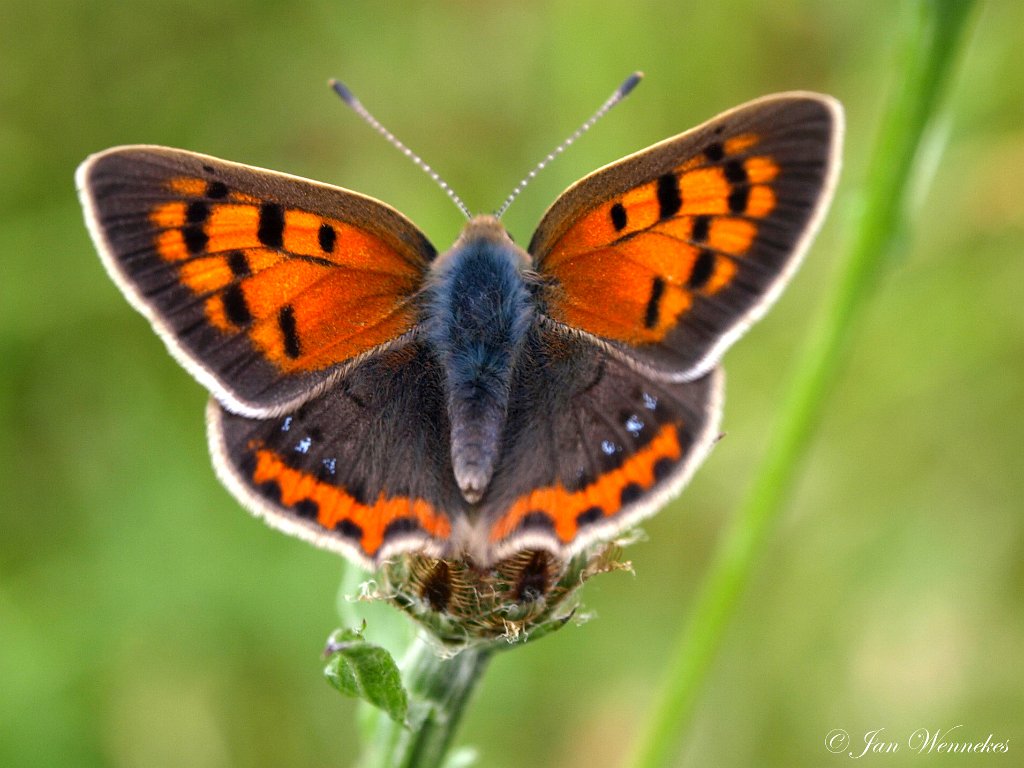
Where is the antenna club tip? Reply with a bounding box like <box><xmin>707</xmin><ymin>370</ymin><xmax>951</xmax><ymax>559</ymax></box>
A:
<box><xmin>329</xmin><ymin>78</ymin><xmax>358</xmax><ymax>106</ymax></box>
<box><xmin>620</xmin><ymin>71</ymin><xmax>644</xmax><ymax>97</ymax></box>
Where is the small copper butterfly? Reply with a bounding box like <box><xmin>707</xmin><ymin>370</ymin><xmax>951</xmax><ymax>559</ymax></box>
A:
<box><xmin>76</xmin><ymin>76</ymin><xmax>842</xmax><ymax>580</ymax></box>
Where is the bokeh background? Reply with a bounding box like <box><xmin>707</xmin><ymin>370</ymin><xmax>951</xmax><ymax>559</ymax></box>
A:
<box><xmin>2</xmin><ymin>2</ymin><xmax>1022</xmax><ymax>766</ymax></box>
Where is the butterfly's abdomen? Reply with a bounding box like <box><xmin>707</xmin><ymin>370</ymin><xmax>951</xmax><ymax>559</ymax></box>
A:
<box><xmin>425</xmin><ymin>218</ymin><xmax>535</xmax><ymax>504</ymax></box>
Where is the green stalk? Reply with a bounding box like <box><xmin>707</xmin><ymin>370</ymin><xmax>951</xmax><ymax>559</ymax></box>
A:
<box><xmin>628</xmin><ymin>3</ymin><xmax>978</xmax><ymax>768</ymax></box>
<box><xmin>361</xmin><ymin>638</ymin><xmax>492</xmax><ymax>768</ymax></box>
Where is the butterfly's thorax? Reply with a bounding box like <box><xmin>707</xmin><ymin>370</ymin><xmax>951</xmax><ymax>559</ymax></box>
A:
<box><xmin>423</xmin><ymin>216</ymin><xmax>535</xmax><ymax>504</ymax></box>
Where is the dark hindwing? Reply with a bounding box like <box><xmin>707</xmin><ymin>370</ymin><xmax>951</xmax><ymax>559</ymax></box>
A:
<box><xmin>530</xmin><ymin>94</ymin><xmax>842</xmax><ymax>380</ymax></box>
<box><xmin>209</xmin><ymin>342</ymin><xmax>465</xmax><ymax>568</ymax></box>
<box><xmin>77</xmin><ymin>146</ymin><xmax>436</xmax><ymax>417</ymax></box>
<box><xmin>482</xmin><ymin>325</ymin><xmax>722</xmax><ymax>561</ymax></box>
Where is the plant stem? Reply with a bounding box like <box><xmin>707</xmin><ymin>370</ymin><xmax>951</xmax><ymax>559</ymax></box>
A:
<box><xmin>627</xmin><ymin>3</ymin><xmax>977</xmax><ymax>768</ymax></box>
<box><xmin>362</xmin><ymin>637</ymin><xmax>493</xmax><ymax>768</ymax></box>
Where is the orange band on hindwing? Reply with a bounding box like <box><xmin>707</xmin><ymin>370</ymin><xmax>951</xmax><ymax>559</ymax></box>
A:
<box><xmin>490</xmin><ymin>423</ymin><xmax>683</xmax><ymax>544</ymax></box>
<box><xmin>251</xmin><ymin>446</ymin><xmax>451</xmax><ymax>557</ymax></box>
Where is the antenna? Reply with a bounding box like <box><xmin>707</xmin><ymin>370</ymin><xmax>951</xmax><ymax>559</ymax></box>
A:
<box><xmin>330</xmin><ymin>79</ymin><xmax>473</xmax><ymax>219</ymax></box>
<box><xmin>494</xmin><ymin>71</ymin><xmax>644</xmax><ymax>219</ymax></box>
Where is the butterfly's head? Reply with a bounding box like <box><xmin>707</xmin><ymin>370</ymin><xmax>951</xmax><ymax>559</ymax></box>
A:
<box><xmin>433</xmin><ymin>214</ymin><xmax>532</xmax><ymax>273</ymax></box>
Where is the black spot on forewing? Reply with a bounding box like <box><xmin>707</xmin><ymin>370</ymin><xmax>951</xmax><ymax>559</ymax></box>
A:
<box><xmin>222</xmin><ymin>284</ymin><xmax>252</xmax><ymax>326</ymax></box>
<box><xmin>725</xmin><ymin>159</ymin><xmax>750</xmax><ymax>215</ymax></box>
<box><xmin>610</xmin><ymin>202</ymin><xmax>627</xmax><ymax>231</ymax></box>
<box><xmin>656</xmin><ymin>173</ymin><xmax>682</xmax><ymax>220</ymax></box>
<box><xmin>691</xmin><ymin>215</ymin><xmax>709</xmax><ymax>243</ymax></box>
<box><xmin>318</xmin><ymin>223</ymin><xmax>336</xmax><ymax>253</ymax></box>
<box><xmin>724</xmin><ymin>160</ymin><xmax>748</xmax><ymax>185</ymax></box>
<box><xmin>728</xmin><ymin>186</ymin><xmax>749</xmax><ymax>214</ymax></box>
<box><xmin>183</xmin><ymin>228</ymin><xmax>207</xmax><ymax>255</ymax></box>
<box><xmin>183</xmin><ymin>201</ymin><xmax>209</xmax><ymax>255</ymax></box>
<box><xmin>686</xmin><ymin>251</ymin><xmax>715</xmax><ymax>291</ymax></box>
<box><xmin>186</xmin><ymin>201</ymin><xmax>209</xmax><ymax>223</ymax></box>
<box><xmin>644</xmin><ymin>276</ymin><xmax>665</xmax><ymax>329</ymax></box>
<box><xmin>227</xmin><ymin>250</ymin><xmax>250</xmax><ymax>277</ymax></box>
<box><xmin>278</xmin><ymin>305</ymin><xmax>301</xmax><ymax>358</ymax></box>
<box><xmin>258</xmin><ymin>203</ymin><xmax>285</xmax><ymax>248</ymax></box>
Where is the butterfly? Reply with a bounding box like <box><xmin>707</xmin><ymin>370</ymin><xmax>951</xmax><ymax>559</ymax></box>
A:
<box><xmin>76</xmin><ymin>82</ymin><xmax>842</xmax><ymax>573</ymax></box>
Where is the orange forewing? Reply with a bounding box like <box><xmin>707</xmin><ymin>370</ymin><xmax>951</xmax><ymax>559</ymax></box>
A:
<box><xmin>150</xmin><ymin>178</ymin><xmax>422</xmax><ymax>373</ymax></box>
<box><xmin>541</xmin><ymin>139</ymin><xmax>779</xmax><ymax>346</ymax></box>
<box><xmin>530</xmin><ymin>94</ymin><xmax>840</xmax><ymax>381</ymax></box>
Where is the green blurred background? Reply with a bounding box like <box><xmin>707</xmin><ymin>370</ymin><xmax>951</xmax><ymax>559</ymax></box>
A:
<box><xmin>2</xmin><ymin>1</ymin><xmax>1022</xmax><ymax>766</ymax></box>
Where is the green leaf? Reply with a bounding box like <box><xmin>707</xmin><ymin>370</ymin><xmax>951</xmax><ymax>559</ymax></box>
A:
<box><xmin>324</xmin><ymin>627</ymin><xmax>409</xmax><ymax>725</ymax></box>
